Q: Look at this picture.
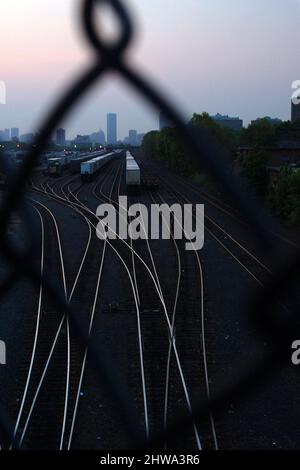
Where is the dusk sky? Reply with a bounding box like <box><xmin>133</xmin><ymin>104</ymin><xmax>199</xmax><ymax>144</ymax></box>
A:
<box><xmin>1</xmin><ymin>0</ymin><xmax>300</xmax><ymax>140</ymax></box>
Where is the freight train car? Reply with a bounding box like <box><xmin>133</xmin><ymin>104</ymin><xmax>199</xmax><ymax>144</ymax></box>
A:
<box><xmin>126</xmin><ymin>152</ymin><xmax>140</xmax><ymax>190</ymax></box>
<box><xmin>114</xmin><ymin>149</ymin><xmax>126</xmax><ymax>158</ymax></box>
<box><xmin>47</xmin><ymin>155</ymin><xmax>71</xmax><ymax>177</ymax></box>
<box><xmin>47</xmin><ymin>158</ymin><xmax>63</xmax><ymax>177</ymax></box>
<box><xmin>80</xmin><ymin>151</ymin><xmax>117</xmax><ymax>182</ymax></box>
<box><xmin>70</xmin><ymin>150</ymin><xmax>106</xmax><ymax>174</ymax></box>
<box><xmin>126</xmin><ymin>152</ymin><xmax>135</xmax><ymax>161</ymax></box>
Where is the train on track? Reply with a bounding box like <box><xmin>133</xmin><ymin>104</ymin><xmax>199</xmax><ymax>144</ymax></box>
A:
<box><xmin>126</xmin><ymin>151</ymin><xmax>141</xmax><ymax>191</ymax></box>
<box><xmin>80</xmin><ymin>151</ymin><xmax>118</xmax><ymax>182</ymax></box>
<box><xmin>70</xmin><ymin>150</ymin><xmax>107</xmax><ymax>174</ymax></box>
<box><xmin>47</xmin><ymin>155</ymin><xmax>71</xmax><ymax>177</ymax></box>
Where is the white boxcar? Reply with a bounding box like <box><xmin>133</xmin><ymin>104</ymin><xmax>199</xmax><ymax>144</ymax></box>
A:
<box><xmin>70</xmin><ymin>150</ymin><xmax>106</xmax><ymax>173</ymax></box>
<box><xmin>126</xmin><ymin>158</ymin><xmax>140</xmax><ymax>186</ymax></box>
<box><xmin>126</xmin><ymin>152</ymin><xmax>134</xmax><ymax>161</ymax></box>
<box><xmin>81</xmin><ymin>151</ymin><xmax>116</xmax><ymax>181</ymax></box>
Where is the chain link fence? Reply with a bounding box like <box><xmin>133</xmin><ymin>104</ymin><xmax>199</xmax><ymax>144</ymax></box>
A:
<box><xmin>0</xmin><ymin>0</ymin><xmax>299</xmax><ymax>449</ymax></box>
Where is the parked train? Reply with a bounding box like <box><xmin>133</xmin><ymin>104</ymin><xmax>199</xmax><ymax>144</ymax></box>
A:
<box><xmin>70</xmin><ymin>150</ymin><xmax>107</xmax><ymax>174</ymax></box>
<box><xmin>47</xmin><ymin>155</ymin><xmax>71</xmax><ymax>177</ymax></box>
<box><xmin>126</xmin><ymin>151</ymin><xmax>141</xmax><ymax>190</ymax></box>
<box><xmin>80</xmin><ymin>151</ymin><xmax>118</xmax><ymax>182</ymax></box>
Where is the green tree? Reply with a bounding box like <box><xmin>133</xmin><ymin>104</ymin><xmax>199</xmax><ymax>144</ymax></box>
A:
<box><xmin>189</xmin><ymin>112</ymin><xmax>239</xmax><ymax>150</ymax></box>
<box><xmin>267</xmin><ymin>168</ymin><xmax>300</xmax><ymax>226</ymax></box>
<box><xmin>238</xmin><ymin>146</ymin><xmax>269</xmax><ymax>196</ymax></box>
<box><xmin>142</xmin><ymin>131</ymin><xmax>159</xmax><ymax>159</ymax></box>
<box><xmin>275</xmin><ymin>119</ymin><xmax>300</xmax><ymax>141</ymax></box>
<box><xmin>241</xmin><ymin>118</ymin><xmax>278</xmax><ymax>147</ymax></box>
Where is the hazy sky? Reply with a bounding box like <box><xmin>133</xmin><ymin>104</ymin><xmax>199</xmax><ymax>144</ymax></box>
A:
<box><xmin>0</xmin><ymin>0</ymin><xmax>300</xmax><ymax>139</ymax></box>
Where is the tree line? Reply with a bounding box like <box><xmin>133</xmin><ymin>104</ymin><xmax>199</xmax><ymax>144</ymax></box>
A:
<box><xmin>142</xmin><ymin>113</ymin><xmax>300</xmax><ymax>227</ymax></box>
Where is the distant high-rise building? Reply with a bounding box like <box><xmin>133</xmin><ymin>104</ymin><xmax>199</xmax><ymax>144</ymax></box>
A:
<box><xmin>124</xmin><ymin>132</ymin><xmax>146</xmax><ymax>146</ymax></box>
<box><xmin>73</xmin><ymin>135</ymin><xmax>91</xmax><ymax>145</ymax></box>
<box><xmin>212</xmin><ymin>113</ymin><xmax>243</xmax><ymax>132</ymax></box>
<box><xmin>90</xmin><ymin>129</ymin><xmax>105</xmax><ymax>145</ymax></box>
<box><xmin>292</xmin><ymin>98</ymin><xmax>300</xmax><ymax>123</ymax></box>
<box><xmin>128</xmin><ymin>129</ymin><xmax>138</xmax><ymax>146</ymax></box>
<box><xmin>20</xmin><ymin>133</ymin><xmax>34</xmax><ymax>143</ymax></box>
<box><xmin>137</xmin><ymin>133</ymin><xmax>146</xmax><ymax>146</ymax></box>
<box><xmin>56</xmin><ymin>128</ymin><xmax>66</xmax><ymax>146</ymax></box>
<box><xmin>11</xmin><ymin>128</ymin><xmax>19</xmax><ymax>140</ymax></box>
<box><xmin>107</xmin><ymin>113</ymin><xmax>117</xmax><ymax>145</ymax></box>
<box><xmin>4</xmin><ymin>129</ymin><xmax>10</xmax><ymax>141</ymax></box>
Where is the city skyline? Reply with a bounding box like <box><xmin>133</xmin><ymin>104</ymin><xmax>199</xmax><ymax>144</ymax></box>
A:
<box><xmin>0</xmin><ymin>118</ymin><xmax>152</xmax><ymax>143</ymax></box>
<box><xmin>0</xmin><ymin>0</ymin><xmax>300</xmax><ymax>138</ymax></box>
<box><xmin>0</xmin><ymin>105</ymin><xmax>296</xmax><ymax>145</ymax></box>
<box><xmin>0</xmin><ymin>118</ymin><xmax>145</xmax><ymax>143</ymax></box>
<box><xmin>0</xmin><ymin>120</ymin><xmax>148</xmax><ymax>145</ymax></box>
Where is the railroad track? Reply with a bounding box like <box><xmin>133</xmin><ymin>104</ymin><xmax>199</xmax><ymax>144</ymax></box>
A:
<box><xmin>148</xmin><ymin>189</ymin><xmax>218</xmax><ymax>449</ymax></box>
<box><xmin>53</xmin><ymin>163</ymin><xmax>202</xmax><ymax>448</ymax></box>
<box><xmin>26</xmin><ymin>160</ymin><xmax>251</xmax><ymax>449</ymax></box>
<box><xmin>91</xmin><ymin>162</ymin><xmax>213</xmax><ymax>449</ymax></box>
<box><xmin>5</xmin><ymin>152</ymin><xmax>299</xmax><ymax>450</ymax></box>
<box><xmin>28</xmin><ymin>163</ymin><xmax>153</xmax><ymax>447</ymax></box>
<box><xmin>62</xmin><ymin>164</ymin><xmax>151</xmax><ymax>444</ymax></box>
<box><xmin>143</xmin><ymin>168</ymin><xmax>275</xmax><ymax>288</ymax></box>
<box><xmin>144</xmin><ymin>158</ymin><xmax>298</xmax><ymax>253</ymax></box>
<box><xmin>11</xmin><ymin>169</ymin><xmax>109</xmax><ymax>448</ymax></box>
<box><xmin>11</xmin><ymin>156</ymin><xmax>220</xmax><ymax>449</ymax></box>
<box><xmin>12</xmin><ymin>198</ymin><xmax>70</xmax><ymax>449</ymax></box>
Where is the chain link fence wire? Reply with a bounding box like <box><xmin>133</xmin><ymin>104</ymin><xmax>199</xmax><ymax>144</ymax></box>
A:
<box><xmin>0</xmin><ymin>0</ymin><xmax>299</xmax><ymax>449</ymax></box>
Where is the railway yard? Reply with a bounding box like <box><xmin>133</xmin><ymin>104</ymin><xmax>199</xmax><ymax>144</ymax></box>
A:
<box><xmin>0</xmin><ymin>149</ymin><xmax>299</xmax><ymax>450</ymax></box>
